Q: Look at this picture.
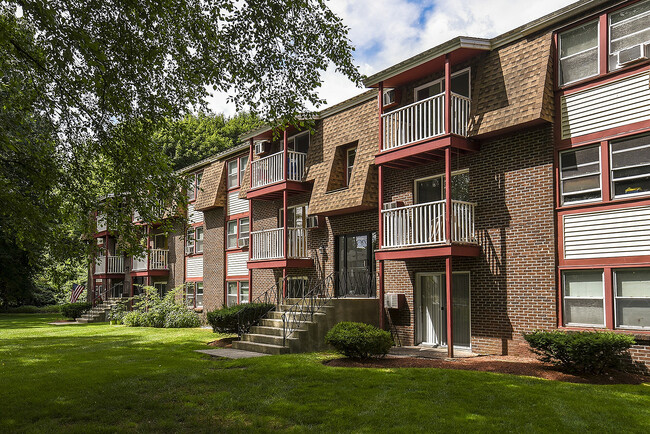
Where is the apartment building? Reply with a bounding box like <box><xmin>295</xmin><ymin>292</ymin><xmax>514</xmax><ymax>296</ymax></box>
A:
<box><xmin>90</xmin><ymin>0</ymin><xmax>650</xmax><ymax>365</ymax></box>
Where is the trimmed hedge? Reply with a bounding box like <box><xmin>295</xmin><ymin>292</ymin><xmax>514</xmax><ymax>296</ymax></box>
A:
<box><xmin>325</xmin><ymin>322</ymin><xmax>393</xmax><ymax>359</ymax></box>
<box><xmin>523</xmin><ymin>330</ymin><xmax>636</xmax><ymax>374</ymax></box>
<box><xmin>60</xmin><ymin>302</ymin><xmax>92</xmax><ymax>320</ymax></box>
<box><xmin>207</xmin><ymin>303</ymin><xmax>275</xmax><ymax>334</ymax></box>
<box><xmin>6</xmin><ymin>305</ymin><xmax>61</xmax><ymax>314</ymax></box>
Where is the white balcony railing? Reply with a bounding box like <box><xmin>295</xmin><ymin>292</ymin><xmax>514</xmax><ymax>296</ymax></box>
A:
<box><xmin>382</xmin><ymin>200</ymin><xmax>476</xmax><ymax>249</ymax></box>
<box><xmin>250</xmin><ymin>227</ymin><xmax>308</xmax><ymax>261</ymax></box>
<box><xmin>94</xmin><ymin>255</ymin><xmax>125</xmax><ymax>274</ymax></box>
<box><xmin>381</xmin><ymin>92</ymin><xmax>470</xmax><ymax>151</ymax></box>
<box><xmin>250</xmin><ymin>151</ymin><xmax>307</xmax><ymax>189</ymax></box>
<box><xmin>150</xmin><ymin>249</ymin><xmax>169</xmax><ymax>270</ymax></box>
<box><xmin>132</xmin><ymin>253</ymin><xmax>148</xmax><ymax>271</ymax></box>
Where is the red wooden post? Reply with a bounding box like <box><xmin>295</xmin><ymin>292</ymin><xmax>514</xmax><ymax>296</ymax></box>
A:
<box><xmin>378</xmin><ymin>81</ymin><xmax>384</xmax><ymax>152</ymax></box>
<box><xmin>378</xmin><ymin>83</ymin><xmax>385</xmax><ymax>329</ymax></box>
<box><xmin>444</xmin><ymin>54</ymin><xmax>451</xmax><ymax>134</ymax></box>
<box><xmin>446</xmin><ymin>256</ymin><xmax>454</xmax><ymax>358</ymax></box>
<box><xmin>283</xmin><ymin>129</ymin><xmax>288</xmax><ymax>181</ymax></box>
<box><xmin>604</xmin><ymin>267</ymin><xmax>614</xmax><ymax>329</ymax></box>
<box><xmin>282</xmin><ymin>188</ymin><xmax>288</xmax><ymax>298</ymax></box>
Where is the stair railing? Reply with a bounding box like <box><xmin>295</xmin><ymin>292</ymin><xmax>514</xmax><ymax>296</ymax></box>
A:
<box><xmin>235</xmin><ymin>278</ymin><xmax>285</xmax><ymax>337</ymax></box>
<box><xmin>281</xmin><ymin>272</ymin><xmax>336</xmax><ymax>346</ymax></box>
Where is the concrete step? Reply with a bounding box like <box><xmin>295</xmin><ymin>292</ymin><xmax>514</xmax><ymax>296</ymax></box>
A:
<box><xmin>231</xmin><ymin>340</ymin><xmax>289</xmax><ymax>355</ymax></box>
<box><xmin>249</xmin><ymin>325</ymin><xmax>309</xmax><ymax>337</ymax></box>
<box><xmin>241</xmin><ymin>333</ymin><xmax>299</xmax><ymax>346</ymax></box>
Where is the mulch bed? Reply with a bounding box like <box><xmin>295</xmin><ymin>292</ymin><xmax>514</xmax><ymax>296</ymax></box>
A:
<box><xmin>207</xmin><ymin>337</ymin><xmax>238</xmax><ymax>348</ymax></box>
<box><xmin>324</xmin><ymin>355</ymin><xmax>649</xmax><ymax>385</ymax></box>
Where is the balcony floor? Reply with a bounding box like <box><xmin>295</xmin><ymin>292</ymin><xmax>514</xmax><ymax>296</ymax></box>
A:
<box><xmin>376</xmin><ymin>134</ymin><xmax>478</xmax><ymax>168</ymax></box>
<box><xmin>247</xmin><ymin>258</ymin><xmax>314</xmax><ymax>269</ymax></box>
<box><xmin>247</xmin><ymin>180</ymin><xmax>312</xmax><ymax>200</ymax></box>
<box><xmin>130</xmin><ymin>269</ymin><xmax>170</xmax><ymax>277</ymax></box>
<box><xmin>375</xmin><ymin>243</ymin><xmax>480</xmax><ymax>260</ymax></box>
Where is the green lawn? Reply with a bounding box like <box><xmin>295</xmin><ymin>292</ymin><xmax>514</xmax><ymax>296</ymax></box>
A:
<box><xmin>1</xmin><ymin>314</ymin><xmax>649</xmax><ymax>433</ymax></box>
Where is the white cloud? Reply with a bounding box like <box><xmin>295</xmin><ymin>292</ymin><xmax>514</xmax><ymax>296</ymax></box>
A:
<box><xmin>208</xmin><ymin>0</ymin><xmax>576</xmax><ymax>114</ymax></box>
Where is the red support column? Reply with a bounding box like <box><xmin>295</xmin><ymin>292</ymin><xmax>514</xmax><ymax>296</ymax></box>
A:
<box><xmin>378</xmin><ymin>81</ymin><xmax>384</xmax><ymax>153</ymax></box>
<box><xmin>248</xmin><ymin>138</ymin><xmax>254</xmax><ymax>299</ymax></box>
<box><xmin>600</xmin><ymin>140</ymin><xmax>611</xmax><ymax>202</ymax></box>
<box><xmin>444</xmin><ymin>54</ymin><xmax>451</xmax><ymax>135</ymax></box>
<box><xmin>446</xmin><ymin>256</ymin><xmax>454</xmax><ymax>358</ymax></box>
<box><xmin>283</xmin><ymin>129</ymin><xmax>288</xmax><ymax>181</ymax></box>
<box><xmin>604</xmin><ymin>267</ymin><xmax>614</xmax><ymax>329</ymax></box>
<box><xmin>445</xmin><ymin>147</ymin><xmax>452</xmax><ymax>243</ymax></box>
<box><xmin>379</xmin><ymin>260</ymin><xmax>385</xmax><ymax>329</ymax></box>
<box><xmin>282</xmin><ymin>188</ymin><xmax>288</xmax><ymax>299</ymax></box>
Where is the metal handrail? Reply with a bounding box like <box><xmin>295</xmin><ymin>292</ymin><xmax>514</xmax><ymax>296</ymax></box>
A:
<box><xmin>235</xmin><ymin>278</ymin><xmax>285</xmax><ymax>337</ymax></box>
<box><xmin>281</xmin><ymin>272</ymin><xmax>336</xmax><ymax>346</ymax></box>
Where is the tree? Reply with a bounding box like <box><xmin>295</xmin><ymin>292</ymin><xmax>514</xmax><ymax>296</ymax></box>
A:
<box><xmin>0</xmin><ymin>1</ymin><xmax>362</xmax><ymax>304</ymax></box>
<box><xmin>158</xmin><ymin>112</ymin><xmax>263</xmax><ymax>170</ymax></box>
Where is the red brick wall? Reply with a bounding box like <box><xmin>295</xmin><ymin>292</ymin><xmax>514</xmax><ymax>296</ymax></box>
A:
<box><xmin>204</xmin><ymin>208</ymin><xmax>225</xmax><ymax>310</ymax></box>
<box><xmin>382</xmin><ymin>124</ymin><xmax>557</xmax><ymax>355</ymax></box>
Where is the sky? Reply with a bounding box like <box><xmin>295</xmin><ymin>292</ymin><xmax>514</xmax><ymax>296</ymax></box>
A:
<box><xmin>207</xmin><ymin>0</ymin><xmax>577</xmax><ymax>116</ymax></box>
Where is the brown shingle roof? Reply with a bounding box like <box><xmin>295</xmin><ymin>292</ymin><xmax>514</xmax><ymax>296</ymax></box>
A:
<box><xmin>194</xmin><ymin>161</ymin><xmax>227</xmax><ymax>211</ymax></box>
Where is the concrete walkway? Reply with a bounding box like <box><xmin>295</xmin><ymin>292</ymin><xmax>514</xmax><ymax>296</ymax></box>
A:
<box><xmin>195</xmin><ymin>348</ymin><xmax>269</xmax><ymax>359</ymax></box>
<box><xmin>390</xmin><ymin>346</ymin><xmax>476</xmax><ymax>359</ymax></box>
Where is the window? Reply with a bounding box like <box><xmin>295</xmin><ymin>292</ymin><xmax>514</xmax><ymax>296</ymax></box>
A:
<box><xmin>227</xmin><ymin>281</ymin><xmax>249</xmax><ymax>306</ymax></box>
<box><xmin>614</xmin><ymin>269</ymin><xmax>650</xmax><ymax>329</ymax></box>
<box><xmin>187</xmin><ymin>171</ymin><xmax>202</xmax><ymax>200</ymax></box>
<box><xmin>413</xmin><ymin>69</ymin><xmax>470</xmax><ymax>101</ymax></box>
<box><xmin>288</xmin><ymin>132</ymin><xmax>310</xmax><ymax>154</ymax></box>
<box><xmin>346</xmin><ymin>148</ymin><xmax>356</xmax><ymax>186</ymax></box>
<box><xmin>227</xmin><ymin>220</ymin><xmax>237</xmax><ymax>249</ymax></box>
<box><xmin>559</xmin><ymin>146</ymin><xmax>601</xmax><ymax>204</ymax></box>
<box><xmin>414</xmin><ymin>170</ymin><xmax>469</xmax><ymax>204</ymax></box>
<box><xmin>287</xmin><ymin>276</ymin><xmax>308</xmax><ymax>298</ymax></box>
<box><xmin>185</xmin><ymin>229</ymin><xmax>195</xmax><ymax>255</ymax></box>
<box><xmin>184</xmin><ymin>281</ymin><xmax>203</xmax><ymax>308</ymax></box>
<box><xmin>153</xmin><ymin>234</ymin><xmax>167</xmax><ymax>250</ymax></box>
<box><xmin>562</xmin><ymin>270</ymin><xmax>605</xmax><ymax>327</ymax></box>
<box><xmin>279</xmin><ymin>204</ymin><xmax>308</xmax><ymax>228</ymax></box>
<box><xmin>153</xmin><ymin>281</ymin><xmax>167</xmax><ymax>297</ymax></box>
<box><xmin>239</xmin><ymin>218</ymin><xmax>249</xmax><ymax>241</ymax></box>
<box><xmin>227</xmin><ymin>160</ymin><xmax>238</xmax><ymax>189</ymax></box>
<box><xmin>196</xmin><ymin>282</ymin><xmax>204</xmax><ymax>308</ymax></box>
<box><xmin>558</xmin><ymin>21</ymin><xmax>599</xmax><ymax>86</ymax></box>
<box><xmin>610</xmin><ymin>133</ymin><xmax>650</xmax><ymax>198</ymax></box>
<box><xmin>609</xmin><ymin>0</ymin><xmax>650</xmax><ymax>71</ymax></box>
<box><xmin>239</xmin><ymin>155</ymin><xmax>248</xmax><ymax>185</ymax></box>
<box><xmin>195</xmin><ymin>227</ymin><xmax>204</xmax><ymax>253</ymax></box>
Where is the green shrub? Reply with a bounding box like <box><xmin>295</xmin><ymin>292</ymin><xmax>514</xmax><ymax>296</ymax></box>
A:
<box><xmin>121</xmin><ymin>286</ymin><xmax>200</xmax><ymax>329</ymax></box>
<box><xmin>206</xmin><ymin>303</ymin><xmax>275</xmax><ymax>333</ymax></box>
<box><xmin>325</xmin><ymin>322</ymin><xmax>393</xmax><ymax>359</ymax></box>
<box><xmin>7</xmin><ymin>305</ymin><xmax>61</xmax><ymax>314</ymax></box>
<box><xmin>107</xmin><ymin>300</ymin><xmax>129</xmax><ymax>324</ymax></box>
<box><xmin>523</xmin><ymin>330</ymin><xmax>636</xmax><ymax>374</ymax></box>
<box><xmin>60</xmin><ymin>302</ymin><xmax>92</xmax><ymax>319</ymax></box>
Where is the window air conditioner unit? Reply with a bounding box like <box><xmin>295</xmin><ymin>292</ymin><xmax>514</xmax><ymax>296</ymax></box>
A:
<box><xmin>617</xmin><ymin>43</ymin><xmax>650</xmax><ymax>66</ymax></box>
<box><xmin>306</xmin><ymin>215</ymin><xmax>320</xmax><ymax>229</ymax></box>
<box><xmin>384</xmin><ymin>293</ymin><xmax>402</xmax><ymax>309</ymax></box>
<box><xmin>238</xmin><ymin>237</ymin><xmax>249</xmax><ymax>248</ymax></box>
<box><xmin>382</xmin><ymin>201</ymin><xmax>403</xmax><ymax>210</ymax></box>
<box><xmin>254</xmin><ymin>141</ymin><xmax>269</xmax><ymax>156</ymax></box>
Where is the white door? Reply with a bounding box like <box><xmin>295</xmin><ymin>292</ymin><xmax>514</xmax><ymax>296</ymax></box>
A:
<box><xmin>417</xmin><ymin>272</ymin><xmax>471</xmax><ymax>348</ymax></box>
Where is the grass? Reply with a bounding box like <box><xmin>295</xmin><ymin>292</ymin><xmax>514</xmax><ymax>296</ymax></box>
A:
<box><xmin>1</xmin><ymin>314</ymin><xmax>649</xmax><ymax>433</ymax></box>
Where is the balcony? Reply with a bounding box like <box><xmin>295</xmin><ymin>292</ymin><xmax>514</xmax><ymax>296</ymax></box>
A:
<box><xmin>131</xmin><ymin>249</ymin><xmax>169</xmax><ymax>273</ymax></box>
<box><xmin>248</xmin><ymin>227</ymin><xmax>312</xmax><ymax>268</ymax></box>
<box><xmin>377</xmin><ymin>93</ymin><xmax>475</xmax><ymax>166</ymax></box>
<box><xmin>248</xmin><ymin>151</ymin><xmax>310</xmax><ymax>199</ymax></box>
<box><xmin>95</xmin><ymin>255</ymin><xmax>125</xmax><ymax>275</ymax></box>
<box><xmin>377</xmin><ymin>200</ymin><xmax>480</xmax><ymax>259</ymax></box>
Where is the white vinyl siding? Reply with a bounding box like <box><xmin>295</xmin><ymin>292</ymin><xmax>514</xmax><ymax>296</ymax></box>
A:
<box><xmin>227</xmin><ymin>191</ymin><xmax>249</xmax><ymax>216</ymax></box>
<box><xmin>561</xmin><ymin>71</ymin><xmax>650</xmax><ymax>139</ymax></box>
<box><xmin>186</xmin><ymin>256</ymin><xmax>203</xmax><ymax>279</ymax></box>
<box><xmin>563</xmin><ymin>206</ymin><xmax>650</xmax><ymax>259</ymax></box>
<box><xmin>188</xmin><ymin>202</ymin><xmax>204</xmax><ymax>224</ymax></box>
<box><xmin>227</xmin><ymin>252</ymin><xmax>248</xmax><ymax>277</ymax></box>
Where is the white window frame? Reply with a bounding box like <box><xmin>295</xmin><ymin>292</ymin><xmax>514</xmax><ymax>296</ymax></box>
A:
<box><xmin>413</xmin><ymin>168</ymin><xmax>469</xmax><ymax>204</ymax></box>
<box><xmin>153</xmin><ymin>281</ymin><xmax>167</xmax><ymax>297</ymax></box>
<box><xmin>239</xmin><ymin>155</ymin><xmax>248</xmax><ymax>186</ymax></box>
<box><xmin>614</xmin><ymin>268</ymin><xmax>650</xmax><ymax>330</ymax></box>
<box><xmin>226</xmin><ymin>220</ymin><xmax>238</xmax><ymax>249</ymax></box>
<box><xmin>227</xmin><ymin>280</ymin><xmax>249</xmax><ymax>306</ymax></box>
<box><xmin>239</xmin><ymin>217</ymin><xmax>249</xmax><ymax>241</ymax></box>
<box><xmin>413</xmin><ymin>67</ymin><xmax>471</xmax><ymax>101</ymax></box>
<box><xmin>610</xmin><ymin>135</ymin><xmax>650</xmax><ymax>200</ymax></box>
<box><xmin>227</xmin><ymin>159</ymin><xmax>239</xmax><ymax>189</ymax></box>
<box><xmin>195</xmin><ymin>227</ymin><xmax>204</xmax><ymax>254</ymax></box>
<box><xmin>562</xmin><ymin>270</ymin><xmax>606</xmax><ymax>328</ymax></box>
<box><xmin>346</xmin><ymin>147</ymin><xmax>356</xmax><ymax>186</ymax></box>
<box><xmin>287</xmin><ymin>131</ymin><xmax>310</xmax><ymax>153</ymax></box>
<box><xmin>558</xmin><ymin>20</ymin><xmax>600</xmax><ymax>87</ymax></box>
<box><xmin>559</xmin><ymin>145</ymin><xmax>602</xmax><ymax>205</ymax></box>
<box><xmin>608</xmin><ymin>0</ymin><xmax>650</xmax><ymax>71</ymax></box>
<box><xmin>185</xmin><ymin>229</ymin><xmax>196</xmax><ymax>256</ymax></box>
<box><xmin>279</xmin><ymin>203</ymin><xmax>309</xmax><ymax>228</ymax></box>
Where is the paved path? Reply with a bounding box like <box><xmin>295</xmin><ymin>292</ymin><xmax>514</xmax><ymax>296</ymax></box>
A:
<box><xmin>195</xmin><ymin>348</ymin><xmax>269</xmax><ymax>359</ymax></box>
